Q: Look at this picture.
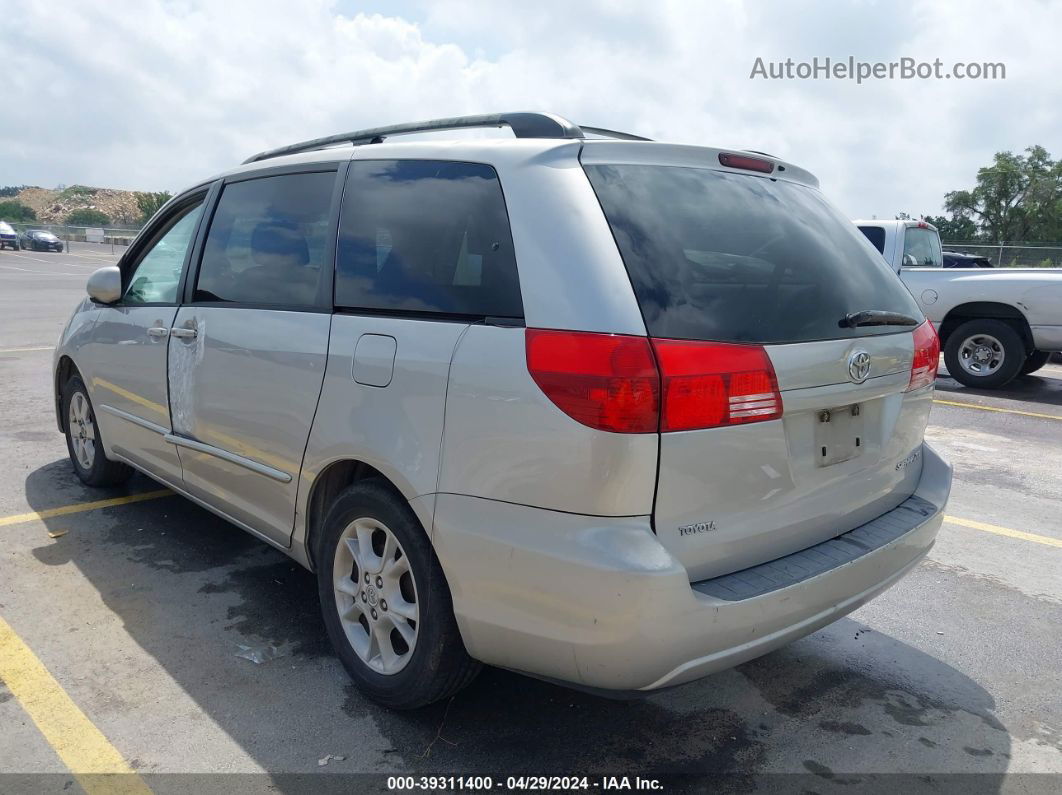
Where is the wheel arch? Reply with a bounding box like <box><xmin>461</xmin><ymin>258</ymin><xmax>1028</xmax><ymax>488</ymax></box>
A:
<box><xmin>301</xmin><ymin>458</ymin><xmax>425</xmax><ymax>572</ymax></box>
<box><xmin>938</xmin><ymin>302</ymin><xmax>1033</xmax><ymax>353</ymax></box>
<box><xmin>54</xmin><ymin>355</ymin><xmax>80</xmax><ymax>432</ymax></box>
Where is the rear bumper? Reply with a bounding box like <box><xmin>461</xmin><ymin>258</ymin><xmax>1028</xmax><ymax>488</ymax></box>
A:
<box><xmin>432</xmin><ymin>442</ymin><xmax>951</xmax><ymax>692</ymax></box>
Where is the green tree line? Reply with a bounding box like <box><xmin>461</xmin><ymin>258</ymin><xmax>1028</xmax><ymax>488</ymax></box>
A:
<box><xmin>921</xmin><ymin>145</ymin><xmax>1062</xmax><ymax>243</ymax></box>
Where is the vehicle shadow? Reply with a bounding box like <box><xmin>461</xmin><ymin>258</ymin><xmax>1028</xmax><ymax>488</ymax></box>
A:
<box><xmin>25</xmin><ymin>460</ymin><xmax>1013</xmax><ymax>788</ymax></box>
<box><xmin>936</xmin><ymin>366</ymin><xmax>1062</xmax><ymax>408</ymax></box>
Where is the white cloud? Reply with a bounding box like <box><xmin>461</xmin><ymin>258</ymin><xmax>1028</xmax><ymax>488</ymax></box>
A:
<box><xmin>2</xmin><ymin>0</ymin><xmax>1059</xmax><ymax>220</ymax></box>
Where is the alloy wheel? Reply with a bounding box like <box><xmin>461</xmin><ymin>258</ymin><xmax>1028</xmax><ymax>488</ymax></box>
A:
<box><xmin>332</xmin><ymin>516</ymin><xmax>419</xmax><ymax>675</ymax></box>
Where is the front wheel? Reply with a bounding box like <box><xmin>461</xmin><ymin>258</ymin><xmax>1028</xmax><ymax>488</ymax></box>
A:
<box><xmin>62</xmin><ymin>375</ymin><xmax>134</xmax><ymax>487</ymax></box>
<box><xmin>943</xmin><ymin>319</ymin><xmax>1026</xmax><ymax>389</ymax></box>
<box><xmin>317</xmin><ymin>480</ymin><xmax>480</xmax><ymax>709</ymax></box>
<box><xmin>1020</xmin><ymin>350</ymin><xmax>1051</xmax><ymax>376</ymax></box>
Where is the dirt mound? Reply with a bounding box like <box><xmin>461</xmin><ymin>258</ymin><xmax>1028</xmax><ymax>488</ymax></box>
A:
<box><xmin>15</xmin><ymin>185</ymin><xmax>141</xmax><ymax>226</ymax></box>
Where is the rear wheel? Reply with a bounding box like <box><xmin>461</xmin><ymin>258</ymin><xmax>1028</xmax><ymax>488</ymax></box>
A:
<box><xmin>943</xmin><ymin>319</ymin><xmax>1026</xmax><ymax>389</ymax></box>
<box><xmin>316</xmin><ymin>480</ymin><xmax>479</xmax><ymax>709</ymax></box>
<box><xmin>62</xmin><ymin>375</ymin><xmax>134</xmax><ymax>487</ymax></box>
<box><xmin>1019</xmin><ymin>350</ymin><xmax>1051</xmax><ymax>376</ymax></box>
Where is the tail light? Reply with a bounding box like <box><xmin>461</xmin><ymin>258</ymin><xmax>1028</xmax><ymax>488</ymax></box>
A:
<box><xmin>651</xmin><ymin>339</ymin><xmax>782</xmax><ymax>431</ymax></box>
<box><xmin>525</xmin><ymin>329</ymin><xmax>782</xmax><ymax>433</ymax></box>
<box><xmin>525</xmin><ymin>329</ymin><xmax>659</xmax><ymax>433</ymax></box>
<box><xmin>908</xmin><ymin>320</ymin><xmax>940</xmax><ymax>391</ymax></box>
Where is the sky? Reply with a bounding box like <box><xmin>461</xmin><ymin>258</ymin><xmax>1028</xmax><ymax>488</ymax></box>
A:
<box><xmin>2</xmin><ymin>0</ymin><xmax>1059</xmax><ymax>220</ymax></box>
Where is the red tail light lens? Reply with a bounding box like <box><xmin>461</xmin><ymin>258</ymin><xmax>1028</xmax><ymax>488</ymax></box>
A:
<box><xmin>525</xmin><ymin>329</ymin><xmax>659</xmax><ymax>433</ymax></box>
<box><xmin>652</xmin><ymin>339</ymin><xmax>782</xmax><ymax>431</ymax></box>
<box><xmin>908</xmin><ymin>320</ymin><xmax>940</xmax><ymax>391</ymax></box>
<box><xmin>526</xmin><ymin>330</ymin><xmax>783</xmax><ymax>433</ymax></box>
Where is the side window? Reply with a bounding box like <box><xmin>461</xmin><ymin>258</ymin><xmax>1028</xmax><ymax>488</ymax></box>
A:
<box><xmin>123</xmin><ymin>199</ymin><xmax>204</xmax><ymax>304</ymax></box>
<box><xmin>902</xmin><ymin>227</ymin><xmax>943</xmax><ymax>267</ymax></box>
<box><xmin>335</xmin><ymin>160</ymin><xmax>523</xmax><ymax>318</ymax></box>
<box><xmin>195</xmin><ymin>171</ymin><xmax>336</xmax><ymax>307</ymax></box>
<box><xmin>857</xmin><ymin>225</ymin><xmax>886</xmax><ymax>254</ymax></box>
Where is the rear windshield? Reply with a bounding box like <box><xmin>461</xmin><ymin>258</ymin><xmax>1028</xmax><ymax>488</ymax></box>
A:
<box><xmin>584</xmin><ymin>164</ymin><xmax>923</xmax><ymax>344</ymax></box>
<box><xmin>902</xmin><ymin>227</ymin><xmax>943</xmax><ymax>267</ymax></box>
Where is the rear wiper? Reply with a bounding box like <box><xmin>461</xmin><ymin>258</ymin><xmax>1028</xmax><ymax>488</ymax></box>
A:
<box><xmin>840</xmin><ymin>309</ymin><xmax>921</xmax><ymax>328</ymax></box>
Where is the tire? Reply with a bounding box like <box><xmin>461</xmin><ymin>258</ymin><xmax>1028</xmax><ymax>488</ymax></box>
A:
<box><xmin>62</xmin><ymin>374</ymin><xmax>134</xmax><ymax>487</ymax></box>
<box><xmin>316</xmin><ymin>480</ymin><xmax>480</xmax><ymax>709</ymax></box>
<box><xmin>943</xmin><ymin>319</ymin><xmax>1026</xmax><ymax>389</ymax></box>
<box><xmin>1020</xmin><ymin>350</ymin><xmax>1051</xmax><ymax>376</ymax></box>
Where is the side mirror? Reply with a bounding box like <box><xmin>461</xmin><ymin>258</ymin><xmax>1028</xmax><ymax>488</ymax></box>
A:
<box><xmin>86</xmin><ymin>266</ymin><xmax>122</xmax><ymax>304</ymax></box>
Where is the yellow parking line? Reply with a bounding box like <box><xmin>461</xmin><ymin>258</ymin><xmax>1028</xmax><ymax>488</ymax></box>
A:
<box><xmin>933</xmin><ymin>399</ymin><xmax>1062</xmax><ymax>422</ymax></box>
<box><xmin>0</xmin><ymin>345</ymin><xmax>55</xmax><ymax>353</ymax></box>
<box><xmin>0</xmin><ymin>616</ymin><xmax>151</xmax><ymax>793</ymax></box>
<box><xmin>945</xmin><ymin>515</ymin><xmax>1062</xmax><ymax>548</ymax></box>
<box><xmin>0</xmin><ymin>489</ymin><xmax>173</xmax><ymax>527</ymax></box>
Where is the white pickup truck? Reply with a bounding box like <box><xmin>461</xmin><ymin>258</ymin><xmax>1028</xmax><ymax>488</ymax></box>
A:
<box><xmin>855</xmin><ymin>219</ymin><xmax>1062</xmax><ymax>389</ymax></box>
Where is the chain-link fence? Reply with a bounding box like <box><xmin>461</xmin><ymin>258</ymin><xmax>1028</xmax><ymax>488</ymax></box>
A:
<box><xmin>8</xmin><ymin>220</ymin><xmax>141</xmax><ymax>247</ymax></box>
<box><xmin>942</xmin><ymin>242</ymin><xmax>1062</xmax><ymax>268</ymax></box>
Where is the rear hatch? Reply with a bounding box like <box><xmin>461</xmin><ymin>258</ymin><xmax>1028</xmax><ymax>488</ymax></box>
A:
<box><xmin>583</xmin><ymin>147</ymin><xmax>937</xmax><ymax>581</ymax></box>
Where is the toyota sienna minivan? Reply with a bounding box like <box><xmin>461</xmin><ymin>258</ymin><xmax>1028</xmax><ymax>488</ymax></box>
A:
<box><xmin>53</xmin><ymin>112</ymin><xmax>951</xmax><ymax>709</ymax></box>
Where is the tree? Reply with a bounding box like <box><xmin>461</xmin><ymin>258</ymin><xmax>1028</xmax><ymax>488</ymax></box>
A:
<box><xmin>0</xmin><ymin>200</ymin><xmax>37</xmax><ymax>222</ymax></box>
<box><xmin>923</xmin><ymin>214</ymin><xmax>977</xmax><ymax>242</ymax></box>
<box><xmin>943</xmin><ymin>146</ymin><xmax>1062</xmax><ymax>242</ymax></box>
<box><xmin>135</xmin><ymin>190</ymin><xmax>173</xmax><ymax>224</ymax></box>
<box><xmin>65</xmin><ymin>208</ymin><xmax>111</xmax><ymax>226</ymax></box>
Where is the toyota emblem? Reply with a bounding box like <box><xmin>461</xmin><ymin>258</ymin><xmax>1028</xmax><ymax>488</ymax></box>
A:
<box><xmin>848</xmin><ymin>350</ymin><xmax>871</xmax><ymax>383</ymax></box>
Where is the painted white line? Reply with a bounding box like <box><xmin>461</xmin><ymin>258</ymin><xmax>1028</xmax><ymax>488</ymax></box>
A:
<box><xmin>2</xmin><ymin>251</ymin><xmax>57</xmax><ymax>264</ymax></box>
<box><xmin>0</xmin><ymin>264</ymin><xmax>85</xmax><ymax>277</ymax></box>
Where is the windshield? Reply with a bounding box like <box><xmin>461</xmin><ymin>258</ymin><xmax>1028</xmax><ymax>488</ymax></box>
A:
<box><xmin>583</xmin><ymin>164</ymin><xmax>923</xmax><ymax>344</ymax></box>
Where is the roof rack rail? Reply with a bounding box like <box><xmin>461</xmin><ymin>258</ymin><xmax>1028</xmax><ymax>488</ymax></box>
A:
<box><xmin>579</xmin><ymin>126</ymin><xmax>652</xmax><ymax>142</ymax></box>
<box><xmin>243</xmin><ymin>112</ymin><xmax>650</xmax><ymax>164</ymax></box>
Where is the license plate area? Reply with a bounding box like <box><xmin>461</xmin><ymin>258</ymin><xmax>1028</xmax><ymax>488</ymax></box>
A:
<box><xmin>815</xmin><ymin>404</ymin><xmax>864</xmax><ymax>467</ymax></box>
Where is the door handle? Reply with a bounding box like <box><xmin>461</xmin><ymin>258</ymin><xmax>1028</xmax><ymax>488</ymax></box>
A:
<box><xmin>170</xmin><ymin>327</ymin><xmax>197</xmax><ymax>340</ymax></box>
<box><xmin>146</xmin><ymin>326</ymin><xmax>169</xmax><ymax>338</ymax></box>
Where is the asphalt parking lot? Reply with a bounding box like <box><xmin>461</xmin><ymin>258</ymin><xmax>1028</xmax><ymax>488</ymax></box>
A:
<box><xmin>1</xmin><ymin>243</ymin><xmax>1060</xmax><ymax>792</ymax></box>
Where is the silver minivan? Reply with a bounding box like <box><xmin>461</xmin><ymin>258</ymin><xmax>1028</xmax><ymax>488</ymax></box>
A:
<box><xmin>54</xmin><ymin>113</ymin><xmax>951</xmax><ymax>709</ymax></box>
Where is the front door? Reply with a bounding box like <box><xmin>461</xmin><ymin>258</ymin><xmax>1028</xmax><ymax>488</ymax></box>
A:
<box><xmin>85</xmin><ymin>193</ymin><xmax>207</xmax><ymax>481</ymax></box>
<box><xmin>168</xmin><ymin>168</ymin><xmax>340</xmax><ymax>546</ymax></box>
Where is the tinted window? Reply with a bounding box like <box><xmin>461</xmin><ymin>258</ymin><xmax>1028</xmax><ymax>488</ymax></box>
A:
<box><xmin>858</xmin><ymin>225</ymin><xmax>886</xmax><ymax>254</ymax></box>
<box><xmin>124</xmin><ymin>199</ymin><xmax>204</xmax><ymax>304</ymax></box>
<box><xmin>195</xmin><ymin>171</ymin><xmax>336</xmax><ymax>307</ymax></box>
<box><xmin>336</xmin><ymin>160</ymin><xmax>522</xmax><ymax>318</ymax></box>
<box><xmin>902</xmin><ymin>227</ymin><xmax>943</xmax><ymax>267</ymax></box>
<box><xmin>584</xmin><ymin>165</ymin><xmax>922</xmax><ymax>344</ymax></box>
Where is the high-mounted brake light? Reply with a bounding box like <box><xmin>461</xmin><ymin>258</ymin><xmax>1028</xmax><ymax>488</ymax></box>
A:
<box><xmin>718</xmin><ymin>152</ymin><xmax>775</xmax><ymax>174</ymax></box>
<box><xmin>525</xmin><ymin>330</ymin><xmax>783</xmax><ymax>433</ymax></box>
<box><xmin>908</xmin><ymin>320</ymin><xmax>940</xmax><ymax>391</ymax></box>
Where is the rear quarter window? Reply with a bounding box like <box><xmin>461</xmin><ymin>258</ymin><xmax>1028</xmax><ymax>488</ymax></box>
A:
<box><xmin>858</xmin><ymin>225</ymin><xmax>886</xmax><ymax>254</ymax></box>
<box><xmin>584</xmin><ymin>164</ymin><xmax>922</xmax><ymax>344</ymax></box>
<box><xmin>335</xmin><ymin>160</ymin><xmax>522</xmax><ymax>319</ymax></box>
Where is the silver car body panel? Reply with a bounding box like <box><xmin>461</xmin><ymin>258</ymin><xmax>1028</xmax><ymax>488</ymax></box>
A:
<box><xmin>292</xmin><ymin>314</ymin><xmax>471</xmax><ymax>555</ymax></box>
<box><xmin>168</xmin><ymin>306</ymin><xmax>330</xmax><ymax>546</ymax></box>
<box><xmin>82</xmin><ymin>304</ymin><xmax>183</xmax><ymax>481</ymax></box>
<box><xmin>438</xmin><ymin>324</ymin><xmax>658</xmax><ymax>516</ymax></box>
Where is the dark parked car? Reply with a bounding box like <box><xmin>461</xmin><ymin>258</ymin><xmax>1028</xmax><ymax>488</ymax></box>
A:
<box><xmin>0</xmin><ymin>221</ymin><xmax>19</xmax><ymax>250</ymax></box>
<box><xmin>942</xmin><ymin>250</ymin><xmax>993</xmax><ymax>268</ymax></box>
<box><xmin>20</xmin><ymin>229</ymin><xmax>64</xmax><ymax>252</ymax></box>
